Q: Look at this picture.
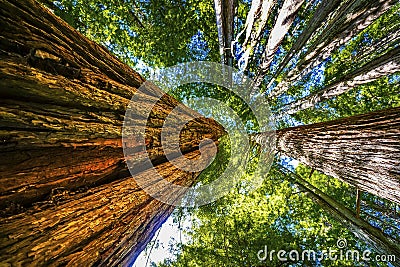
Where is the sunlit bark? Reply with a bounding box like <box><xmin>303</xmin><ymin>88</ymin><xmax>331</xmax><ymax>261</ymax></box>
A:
<box><xmin>276</xmin><ymin>46</ymin><xmax>400</xmax><ymax>118</ymax></box>
<box><xmin>235</xmin><ymin>0</ymin><xmax>275</xmax><ymax>70</ymax></box>
<box><xmin>253</xmin><ymin>0</ymin><xmax>305</xmax><ymax>87</ymax></box>
<box><xmin>269</xmin><ymin>0</ymin><xmax>397</xmax><ymax>98</ymax></box>
<box><xmin>265</xmin><ymin>0</ymin><xmax>342</xmax><ymax>92</ymax></box>
<box><xmin>0</xmin><ymin>0</ymin><xmax>225</xmax><ymax>265</ymax></box>
<box><xmin>253</xmin><ymin>107</ymin><xmax>400</xmax><ymax>204</ymax></box>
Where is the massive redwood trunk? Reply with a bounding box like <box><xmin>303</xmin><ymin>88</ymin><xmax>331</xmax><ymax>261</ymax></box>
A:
<box><xmin>0</xmin><ymin>0</ymin><xmax>225</xmax><ymax>265</ymax></box>
<box><xmin>253</xmin><ymin>107</ymin><xmax>400</xmax><ymax>204</ymax></box>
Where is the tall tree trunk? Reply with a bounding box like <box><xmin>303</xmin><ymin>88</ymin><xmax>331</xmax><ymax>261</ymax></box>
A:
<box><xmin>269</xmin><ymin>0</ymin><xmax>397</xmax><ymax>99</ymax></box>
<box><xmin>253</xmin><ymin>0</ymin><xmax>305</xmax><ymax>88</ymax></box>
<box><xmin>0</xmin><ymin>148</ymin><xmax>217</xmax><ymax>266</ymax></box>
<box><xmin>265</xmin><ymin>0</ymin><xmax>342</xmax><ymax>92</ymax></box>
<box><xmin>234</xmin><ymin>0</ymin><xmax>275</xmax><ymax>70</ymax></box>
<box><xmin>0</xmin><ymin>0</ymin><xmax>225</xmax><ymax>265</ymax></box>
<box><xmin>279</xmin><ymin>165</ymin><xmax>400</xmax><ymax>262</ymax></box>
<box><xmin>252</xmin><ymin>107</ymin><xmax>400</xmax><ymax>204</ymax></box>
<box><xmin>276</xmin><ymin>45</ymin><xmax>400</xmax><ymax>118</ymax></box>
<box><xmin>214</xmin><ymin>0</ymin><xmax>236</xmax><ymax>66</ymax></box>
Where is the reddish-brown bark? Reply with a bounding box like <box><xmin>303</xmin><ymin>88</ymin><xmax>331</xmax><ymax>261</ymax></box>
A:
<box><xmin>0</xmin><ymin>0</ymin><xmax>225</xmax><ymax>265</ymax></box>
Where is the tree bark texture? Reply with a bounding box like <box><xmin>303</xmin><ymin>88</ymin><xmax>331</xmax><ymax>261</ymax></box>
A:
<box><xmin>0</xmin><ymin>149</ymin><xmax>215</xmax><ymax>266</ymax></box>
<box><xmin>267</xmin><ymin>0</ymin><xmax>342</xmax><ymax>89</ymax></box>
<box><xmin>235</xmin><ymin>0</ymin><xmax>275</xmax><ymax>70</ymax></box>
<box><xmin>253</xmin><ymin>107</ymin><xmax>400</xmax><ymax>204</ymax></box>
<box><xmin>276</xmin><ymin>45</ymin><xmax>400</xmax><ymax>118</ymax></box>
<box><xmin>253</xmin><ymin>0</ymin><xmax>305</xmax><ymax>88</ymax></box>
<box><xmin>270</xmin><ymin>0</ymin><xmax>397</xmax><ymax>99</ymax></box>
<box><xmin>0</xmin><ymin>0</ymin><xmax>225</xmax><ymax>265</ymax></box>
<box><xmin>214</xmin><ymin>0</ymin><xmax>236</xmax><ymax>66</ymax></box>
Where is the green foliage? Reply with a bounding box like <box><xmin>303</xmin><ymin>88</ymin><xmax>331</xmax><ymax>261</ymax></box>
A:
<box><xmin>170</xmin><ymin>83</ymin><xmax>260</xmax><ymax>132</ymax></box>
<box><xmin>157</xmin><ymin>164</ymin><xmax>371</xmax><ymax>267</ymax></box>
<box><xmin>42</xmin><ymin>0</ymin><xmax>219</xmax><ymax>67</ymax></box>
<box><xmin>295</xmin><ymin>164</ymin><xmax>356</xmax><ymax>211</ymax></box>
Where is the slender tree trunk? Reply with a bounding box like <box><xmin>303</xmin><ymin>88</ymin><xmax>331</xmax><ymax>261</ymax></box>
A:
<box><xmin>265</xmin><ymin>0</ymin><xmax>342</xmax><ymax>93</ymax></box>
<box><xmin>276</xmin><ymin>45</ymin><xmax>400</xmax><ymax>118</ymax></box>
<box><xmin>253</xmin><ymin>107</ymin><xmax>400</xmax><ymax>204</ymax></box>
<box><xmin>270</xmin><ymin>0</ymin><xmax>397</xmax><ymax>99</ymax></box>
<box><xmin>353</xmin><ymin>24</ymin><xmax>400</xmax><ymax>66</ymax></box>
<box><xmin>253</xmin><ymin>0</ymin><xmax>305</xmax><ymax>88</ymax></box>
<box><xmin>0</xmin><ymin>0</ymin><xmax>225</xmax><ymax>265</ymax></box>
<box><xmin>235</xmin><ymin>0</ymin><xmax>275</xmax><ymax>70</ymax></box>
<box><xmin>214</xmin><ymin>0</ymin><xmax>236</xmax><ymax>66</ymax></box>
<box><xmin>279</xmin><ymin>165</ymin><xmax>400</xmax><ymax>262</ymax></box>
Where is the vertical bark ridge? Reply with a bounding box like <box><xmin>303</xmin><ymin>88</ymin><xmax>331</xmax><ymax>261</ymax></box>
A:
<box><xmin>0</xmin><ymin>0</ymin><xmax>226</xmax><ymax>265</ymax></box>
<box><xmin>253</xmin><ymin>107</ymin><xmax>400</xmax><ymax>204</ymax></box>
<box><xmin>266</xmin><ymin>0</ymin><xmax>342</xmax><ymax>90</ymax></box>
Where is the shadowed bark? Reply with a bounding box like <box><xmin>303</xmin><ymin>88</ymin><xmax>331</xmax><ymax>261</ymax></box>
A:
<box><xmin>0</xmin><ymin>148</ymin><xmax>216</xmax><ymax>266</ymax></box>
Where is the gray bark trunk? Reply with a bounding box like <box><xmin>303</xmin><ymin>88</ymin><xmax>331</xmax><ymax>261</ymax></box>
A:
<box><xmin>269</xmin><ymin>0</ymin><xmax>397</xmax><ymax>99</ymax></box>
<box><xmin>253</xmin><ymin>107</ymin><xmax>400</xmax><ymax>204</ymax></box>
<box><xmin>265</xmin><ymin>0</ymin><xmax>342</xmax><ymax>93</ymax></box>
<box><xmin>253</xmin><ymin>0</ymin><xmax>305</xmax><ymax>88</ymax></box>
<box><xmin>214</xmin><ymin>0</ymin><xmax>236</xmax><ymax>66</ymax></box>
<box><xmin>276</xmin><ymin>46</ymin><xmax>400</xmax><ymax>118</ymax></box>
<box><xmin>235</xmin><ymin>0</ymin><xmax>275</xmax><ymax>70</ymax></box>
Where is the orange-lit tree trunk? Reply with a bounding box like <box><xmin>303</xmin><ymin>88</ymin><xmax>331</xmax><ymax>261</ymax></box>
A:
<box><xmin>0</xmin><ymin>0</ymin><xmax>225</xmax><ymax>265</ymax></box>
